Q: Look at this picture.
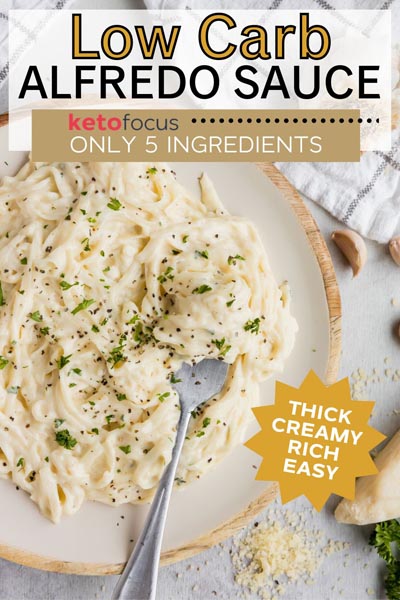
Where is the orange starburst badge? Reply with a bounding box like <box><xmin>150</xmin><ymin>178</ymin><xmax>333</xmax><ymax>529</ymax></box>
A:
<box><xmin>245</xmin><ymin>371</ymin><xmax>386</xmax><ymax>511</ymax></box>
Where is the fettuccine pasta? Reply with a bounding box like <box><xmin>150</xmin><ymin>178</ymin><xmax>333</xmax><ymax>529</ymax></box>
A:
<box><xmin>0</xmin><ymin>161</ymin><xmax>297</xmax><ymax>522</ymax></box>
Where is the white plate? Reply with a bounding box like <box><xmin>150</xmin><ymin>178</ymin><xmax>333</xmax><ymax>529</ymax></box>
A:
<box><xmin>0</xmin><ymin>120</ymin><xmax>340</xmax><ymax>573</ymax></box>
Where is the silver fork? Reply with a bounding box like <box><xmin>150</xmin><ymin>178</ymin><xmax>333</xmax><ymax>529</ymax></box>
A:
<box><xmin>112</xmin><ymin>358</ymin><xmax>229</xmax><ymax>600</ymax></box>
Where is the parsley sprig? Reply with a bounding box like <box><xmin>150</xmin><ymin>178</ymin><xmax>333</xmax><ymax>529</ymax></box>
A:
<box><xmin>211</xmin><ymin>338</ymin><xmax>231</xmax><ymax>357</ymax></box>
<box><xmin>244</xmin><ymin>317</ymin><xmax>261</xmax><ymax>334</ymax></box>
<box><xmin>71</xmin><ymin>298</ymin><xmax>95</xmax><ymax>315</ymax></box>
<box><xmin>55</xmin><ymin>429</ymin><xmax>77</xmax><ymax>450</ymax></box>
<box><xmin>370</xmin><ymin>520</ymin><xmax>400</xmax><ymax>600</ymax></box>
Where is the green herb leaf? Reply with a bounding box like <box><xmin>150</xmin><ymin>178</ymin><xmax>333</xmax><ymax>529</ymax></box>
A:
<box><xmin>147</xmin><ymin>167</ymin><xmax>157</xmax><ymax>175</ymax></box>
<box><xmin>119</xmin><ymin>445</ymin><xmax>131</xmax><ymax>455</ymax></box>
<box><xmin>117</xmin><ymin>393</ymin><xmax>127</xmax><ymax>401</ymax></box>
<box><xmin>228</xmin><ymin>254</ymin><xmax>245</xmax><ymax>266</ymax></box>
<box><xmin>29</xmin><ymin>311</ymin><xmax>43</xmax><ymax>322</ymax></box>
<box><xmin>107</xmin><ymin>197</ymin><xmax>122</xmax><ymax>211</ymax></box>
<box><xmin>244</xmin><ymin>317</ymin><xmax>261</xmax><ymax>334</ymax></box>
<box><xmin>170</xmin><ymin>373</ymin><xmax>182</xmax><ymax>384</ymax></box>
<box><xmin>211</xmin><ymin>338</ymin><xmax>231</xmax><ymax>357</ymax></box>
<box><xmin>16</xmin><ymin>457</ymin><xmax>24</xmax><ymax>468</ymax></box>
<box><xmin>157</xmin><ymin>391</ymin><xmax>170</xmax><ymax>402</ymax></box>
<box><xmin>226</xmin><ymin>299</ymin><xmax>235</xmax><ymax>307</ymax></box>
<box><xmin>71</xmin><ymin>298</ymin><xmax>95</xmax><ymax>315</ymax></box>
<box><xmin>20</xmin><ymin>257</ymin><xmax>27</xmax><ymax>265</ymax></box>
<box><xmin>192</xmin><ymin>285</ymin><xmax>212</xmax><ymax>294</ymax></box>
<box><xmin>81</xmin><ymin>237</ymin><xmax>91</xmax><ymax>252</ymax></box>
<box><xmin>54</xmin><ymin>418</ymin><xmax>65</xmax><ymax>429</ymax></box>
<box><xmin>40</xmin><ymin>326</ymin><xmax>50</xmax><ymax>335</ymax></box>
<box><xmin>108</xmin><ymin>337</ymin><xmax>127</xmax><ymax>368</ymax></box>
<box><xmin>0</xmin><ymin>356</ymin><xmax>9</xmax><ymax>370</ymax></box>
<box><xmin>195</xmin><ymin>250</ymin><xmax>209</xmax><ymax>259</ymax></box>
<box><xmin>202</xmin><ymin>417</ymin><xmax>211</xmax><ymax>428</ymax></box>
<box><xmin>57</xmin><ymin>354</ymin><xmax>72</xmax><ymax>370</ymax></box>
<box><xmin>55</xmin><ymin>429</ymin><xmax>77</xmax><ymax>450</ymax></box>
<box><xmin>91</xmin><ymin>428</ymin><xmax>99</xmax><ymax>435</ymax></box>
<box><xmin>91</xmin><ymin>324</ymin><xmax>100</xmax><ymax>333</ymax></box>
<box><xmin>72</xmin><ymin>368</ymin><xmax>82</xmax><ymax>375</ymax></box>
<box><xmin>60</xmin><ymin>280</ymin><xmax>79</xmax><ymax>291</ymax></box>
<box><xmin>196</xmin><ymin>430</ymin><xmax>205</xmax><ymax>438</ymax></box>
<box><xmin>0</xmin><ymin>282</ymin><xmax>4</xmax><ymax>306</ymax></box>
<box><xmin>182</xmin><ymin>235</ymin><xmax>189</xmax><ymax>243</ymax></box>
<box><xmin>157</xmin><ymin>266</ymin><xmax>174</xmax><ymax>284</ymax></box>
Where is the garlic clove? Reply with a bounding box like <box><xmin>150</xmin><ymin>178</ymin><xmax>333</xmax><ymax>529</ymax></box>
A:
<box><xmin>389</xmin><ymin>237</ymin><xmax>400</xmax><ymax>266</ymax></box>
<box><xmin>331</xmin><ymin>229</ymin><xmax>367</xmax><ymax>277</ymax></box>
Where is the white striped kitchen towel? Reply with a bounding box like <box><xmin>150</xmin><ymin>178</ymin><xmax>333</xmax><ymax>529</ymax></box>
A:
<box><xmin>0</xmin><ymin>0</ymin><xmax>73</xmax><ymax>115</ymax></box>
<box><xmin>144</xmin><ymin>0</ymin><xmax>400</xmax><ymax>244</ymax></box>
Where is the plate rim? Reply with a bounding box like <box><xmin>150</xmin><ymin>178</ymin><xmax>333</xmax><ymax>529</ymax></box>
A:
<box><xmin>0</xmin><ymin>113</ymin><xmax>341</xmax><ymax>575</ymax></box>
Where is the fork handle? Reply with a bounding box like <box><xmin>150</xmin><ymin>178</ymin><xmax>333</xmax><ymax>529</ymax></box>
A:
<box><xmin>112</xmin><ymin>409</ymin><xmax>191</xmax><ymax>600</ymax></box>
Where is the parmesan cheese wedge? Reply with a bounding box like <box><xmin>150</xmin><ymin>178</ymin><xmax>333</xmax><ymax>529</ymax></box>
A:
<box><xmin>335</xmin><ymin>429</ymin><xmax>400</xmax><ymax>525</ymax></box>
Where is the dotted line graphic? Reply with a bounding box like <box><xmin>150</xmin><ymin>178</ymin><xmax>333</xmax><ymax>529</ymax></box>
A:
<box><xmin>191</xmin><ymin>117</ymin><xmax>379</xmax><ymax>124</ymax></box>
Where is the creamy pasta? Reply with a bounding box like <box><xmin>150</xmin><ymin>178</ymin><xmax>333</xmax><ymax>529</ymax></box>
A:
<box><xmin>0</xmin><ymin>161</ymin><xmax>297</xmax><ymax>522</ymax></box>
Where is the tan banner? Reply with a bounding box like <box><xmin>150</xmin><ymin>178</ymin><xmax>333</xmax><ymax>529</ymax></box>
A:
<box><xmin>32</xmin><ymin>109</ymin><xmax>361</xmax><ymax>162</ymax></box>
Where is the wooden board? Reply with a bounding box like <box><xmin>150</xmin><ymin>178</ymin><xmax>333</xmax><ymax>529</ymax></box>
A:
<box><xmin>0</xmin><ymin>114</ymin><xmax>341</xmax><ymax>575</ymax></box>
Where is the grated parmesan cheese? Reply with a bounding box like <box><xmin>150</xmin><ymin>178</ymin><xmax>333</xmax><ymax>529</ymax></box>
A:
<box><xmin>231</xmin><ymin>508</ymin><xmax>349</xmax><ymax>599</ymax></box>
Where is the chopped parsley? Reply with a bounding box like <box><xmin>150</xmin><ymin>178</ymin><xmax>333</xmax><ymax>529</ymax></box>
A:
<box><xmin>193</xmin><ymin>285</ymin><xmax>212</xmax><ymax>294</ymax></box>
<box><xmin>105</xmin><ymin>414</ymin><xmax>114</xmax><ymax>424</ymax></box>
<box><xmin>107</xmin><ymin>197</ymin><xmax>122</xmax><ymax>211</ymax></box>
<box><xmin>182</xmin><ymin>235</ymin><xmax>189</xmax><ymax>243</ymax></box>
<box><xmin>55</xmin><ymin>429</ymin><xmax>77</xmax><ymax>450</ymax></box>
<box><xmin>226</xmin><ymin>298</ymin><xmax>235</xmax><ymax>307</ymax></box>
<box><xmin>91</xmin><ymin>324</ymin><xmax>100</xmax><ymax>333</ymax></box>
<box><xmin>81</xmin><ymin>237</ymin><xmax>91</xmax><ymax>252</ymax></box>
<box><xmin>60</xmin><ymin>280</ymin><xmax>79</xmax><ymax>291</ymax></box>
<box><xmin>0</xmin><ymin>356</ymin><xmax>9</xmax><ymax>370</ymax></box>
<box><xmin>0</xmin><ymin>282</ymin><xmax>4</xmax><ymax>306</ymax></box>
<box><xmin>147</xmin><ymin>167</ymin><xmax>157</xmax><ymax>175</ymax></box>
<box><xmin>119</xmin><ymin>445</ymin><xmax>131</xmax><ymax>455</ymax></box>
<box><xmin>228</xmin><ymin>254</ymin><xmax>245</xmax><ymax>265</ymax></box>
<box><xmin>72</xmin><ymin>368</ymin><xmax>82</xmax><ymax>375</ymax></box>
<box><xmin>244</xmin><ymin>318</ymin><xmax>261</xmax><ymax>334</ymax></box>
<box><xmin>108</xmin><ymin>337</ymin><xmax>127</xmax><ymax>368</ymax></box>
<box><xmin>172</xmin><ymin>249</ymin><xmax>182</xmax><ymax>255</ymax></box>
<box><xmin>20</xmin><ymin>257</ymin><xmax>27</xmax><ymax>265</ymax></box>
<box><xmin>71</xmin><ymin>298</ymin><xmax>95</xmax><ymax>315</ymax></box>
<box><xmin>117</xmin><ymin>393</ymin><xmax>127</xmax><ymax>401</ymax></box>
<box><xmin>202</xmin><ymin>417</ymin><xmax>211</xmax><ymax>428</ymax></box>
<box><xmin>16</xmin><ymin>457</ymin><xmax>24</xmax><ymax>468</ymax></box>
<box><xmin>54</xmin><ymin>418</ymin><xmax>65</xmax><ymax>428</ymax></box>
<box><xmin>211</xmin><ymin>338</ymin><xmax>231</xmax><ymax>357</ymax></box>
<box><xmin>29</xmin><ymin>311</ymin><xmax>43</xmax><ymax>322</ymax></box>
<box><xmin>40</xmin><ymin>326</ymin><xmax>50</xmax><ymax>336</ymax></box>
<box><xmin>157</xmin><ymin>391</ymin><xmax>170</xmax><ymax>402</ymax></box>
<box><xmin>157</xmin><ymin>266</ymin><xmax>174</xmax><ymax>284</ymax></box>
<box><xmin>91</xmin><ymin>428</ymin><xmax>99</xmax><ymax>435</ymax></box>
<box><xmin>170</xmin><ymin>373</ymin><xmax>182</xmax><ymax>384</ymax></box>
<box><xmin>196</xmin><ymin>430</ymin><xmax>205</xmax><ymax>438</ymax></box>
<box><xmin>195</xmin><ymin>250</ymin><xmax>209</xmax><ymax>259</ymax></box>
<box><xmin>57</xmin><ymin>354</ymin><xmax>72</xmax><ymax>370</ymax></box>
<box><xmin>81</xmin><ymin>191</ymin><xmax>87</xmax><ymax>196</ymax></box>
